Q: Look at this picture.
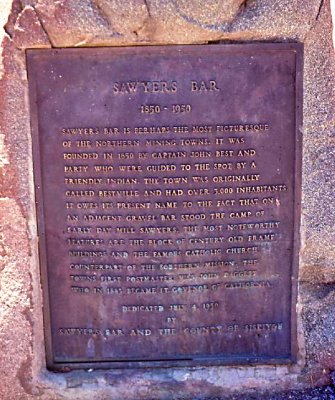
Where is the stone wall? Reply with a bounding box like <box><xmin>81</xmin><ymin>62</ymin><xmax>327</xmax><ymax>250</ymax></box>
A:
<box><xmin>0</xmin><ymin>1</ymin><xmax>334</xmax><ymax>399</ymax></box>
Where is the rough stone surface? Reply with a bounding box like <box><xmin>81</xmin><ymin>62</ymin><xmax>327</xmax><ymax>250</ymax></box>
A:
<box><xmin>0</xmin><ymin>0</ymin><xmax>334</xmax><ymax>399</ymax></box>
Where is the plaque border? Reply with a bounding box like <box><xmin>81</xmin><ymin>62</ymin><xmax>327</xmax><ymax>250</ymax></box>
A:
<box><xmin>27</xmin><ymin>42</ymin><xmax>303</xmax><ymax>371</ymax></box>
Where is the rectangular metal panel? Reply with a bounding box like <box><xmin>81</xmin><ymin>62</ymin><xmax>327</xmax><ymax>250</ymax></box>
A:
<box><xmin>27</xmin><ymin>43</ymin><xmax>302</xmax><ymax>370</ymax></box>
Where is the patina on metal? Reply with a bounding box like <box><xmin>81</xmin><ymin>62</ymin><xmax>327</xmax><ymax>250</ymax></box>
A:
<box><xmin>27</xmin><ymin>43</ymin><xmax>302</xmax><ymax>370</ymax></box>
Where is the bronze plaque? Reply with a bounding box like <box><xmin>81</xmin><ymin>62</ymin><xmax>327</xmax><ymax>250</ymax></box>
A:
<box><xmin>27</xmin><ymin>43</ymin><xmax>302</xmax><ymax>370</ymax></box>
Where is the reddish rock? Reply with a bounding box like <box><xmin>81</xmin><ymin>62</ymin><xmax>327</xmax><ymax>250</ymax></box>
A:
<box><xmin>0</xmin><ymin>0</ymin><xmax>334</xmax><ymax>399</ymax></box>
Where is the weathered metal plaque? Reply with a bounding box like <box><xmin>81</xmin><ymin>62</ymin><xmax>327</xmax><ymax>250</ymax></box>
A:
<box><xmin>27</xmin><ymin>43</ymin><xmax>302</xmax><ymax>370</ymax></box>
